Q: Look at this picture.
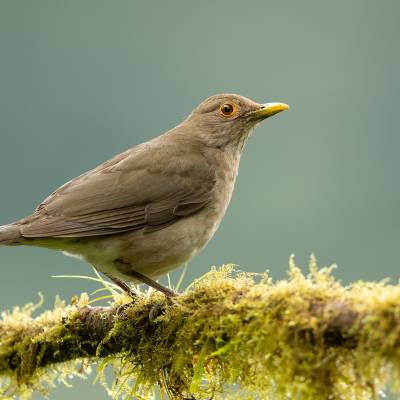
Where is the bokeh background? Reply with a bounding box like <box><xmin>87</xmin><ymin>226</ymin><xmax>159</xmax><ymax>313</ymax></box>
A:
<box><xmin>1</xmin><ymin>1</ymin><xmax>399</xmax><ymax>398</ymax></box>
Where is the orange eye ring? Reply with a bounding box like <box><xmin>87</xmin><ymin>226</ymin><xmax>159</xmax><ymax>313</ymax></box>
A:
<box><xmin>220</xmin><ymin>102</ymin><xmax>237</xmax><ymax>117</ymax></box>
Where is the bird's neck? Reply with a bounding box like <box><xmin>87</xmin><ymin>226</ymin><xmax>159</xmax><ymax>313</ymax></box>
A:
<box><xmin>164</xmin><ymin>124</ymin><xmax>243</xmax><ymax>178</ymax></box>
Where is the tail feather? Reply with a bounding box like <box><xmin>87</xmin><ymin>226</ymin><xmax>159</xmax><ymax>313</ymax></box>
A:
<box><xmin>0</xmin><ymin>224</ymin><xmax>23</xmax><ymax>245</ymax></box>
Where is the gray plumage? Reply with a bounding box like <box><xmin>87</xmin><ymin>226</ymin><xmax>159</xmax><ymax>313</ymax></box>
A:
<box><xmin>0</xmin><ymin>94</ymin><xmax>288</xmax><ymax>285</ymax></box>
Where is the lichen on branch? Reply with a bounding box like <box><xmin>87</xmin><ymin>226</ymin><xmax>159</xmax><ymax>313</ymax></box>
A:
<box><xmin>1</xmin><ymin>258</ymin><xmax>400</xmax><ymax>399</ymax></box>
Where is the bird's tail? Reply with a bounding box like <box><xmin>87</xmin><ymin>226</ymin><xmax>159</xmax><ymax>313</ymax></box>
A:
<box><xmin>0</xmin><ymin>224</ymin><xmax>23</xmax><ymax>245</ymax></box>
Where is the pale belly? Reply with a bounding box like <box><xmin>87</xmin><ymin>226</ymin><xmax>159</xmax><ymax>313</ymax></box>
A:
<box><xmin>60</xmin><ymin>204</ymin><xmax>224</xmax><ymax>283</ymax></box>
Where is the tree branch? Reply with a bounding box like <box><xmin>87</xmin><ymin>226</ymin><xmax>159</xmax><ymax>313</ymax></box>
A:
<box><xmin>1</xmin><ymin>262</ymin><xmax>400</xmax><ymax>399</ymax></box>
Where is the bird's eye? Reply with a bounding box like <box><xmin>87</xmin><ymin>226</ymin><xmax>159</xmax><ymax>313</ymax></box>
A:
<box><xmin>220</xmin><ymin>103</ymin><xmax>237</xmax><ymax>117</ymax></box>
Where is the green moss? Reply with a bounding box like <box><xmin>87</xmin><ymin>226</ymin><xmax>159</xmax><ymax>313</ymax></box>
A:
<box><xmin>1</xmin><ymin>258</ymin><xmax>400</xmax><ymax>399</ymax></box>
<box><xmin>0</xmin><ymin>293</ymin><xmax>94</xmax><ymax>398</ymax></box>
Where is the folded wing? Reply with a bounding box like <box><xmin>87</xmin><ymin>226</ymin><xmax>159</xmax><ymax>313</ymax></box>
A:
<box><xmin>21</xmin><ymin>141</ymin><xmax>215</xmax><ymax>238</ymax></box>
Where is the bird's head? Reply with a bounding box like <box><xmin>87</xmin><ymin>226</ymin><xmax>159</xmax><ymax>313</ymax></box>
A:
<box><xmin>183</xmin><ymin>93</ymin><xmax>289</xmax><ymax>152</ymax></box>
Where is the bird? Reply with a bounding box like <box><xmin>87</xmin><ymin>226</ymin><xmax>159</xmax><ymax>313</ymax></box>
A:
<box><xmin>0</xmin><ymin>94</ymin><xmax>288</xmax><ymax>297</ymax></box>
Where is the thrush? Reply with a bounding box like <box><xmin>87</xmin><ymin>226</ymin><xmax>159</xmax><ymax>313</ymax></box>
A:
<box><xmin>0</xmin><ymin>94</ymin><xmax>288</xmax><ymax>297</ymax></box>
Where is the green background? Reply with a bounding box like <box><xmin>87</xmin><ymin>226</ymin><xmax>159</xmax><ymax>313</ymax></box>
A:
<box><xmin>1</xmin><ymin>1</ymin><xmax>399</xmax><ymax>398</ymax></box>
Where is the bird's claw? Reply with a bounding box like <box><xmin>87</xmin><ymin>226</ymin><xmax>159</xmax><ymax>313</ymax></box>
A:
<box><xmin>149</xmin><ymin>296</ymin><xmax>176</xmax><ymax>322</ymax></box>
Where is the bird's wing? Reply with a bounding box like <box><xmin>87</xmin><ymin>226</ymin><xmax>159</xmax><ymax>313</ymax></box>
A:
<box><xmin>21</xmin><ymin>140</ymin><xmax>216</xmax><ymax>238</ymax></box>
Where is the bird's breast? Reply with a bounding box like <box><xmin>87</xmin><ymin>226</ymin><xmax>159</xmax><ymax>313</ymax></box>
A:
<box><xmin>211</xmin><ymin>150</ymin><xmax>240</xmax><ymax>210</ymax></box>
<box><xmin>201</xmin><ymin>151</ymin><xmax>240</xmax><ymax>239</ymax></box>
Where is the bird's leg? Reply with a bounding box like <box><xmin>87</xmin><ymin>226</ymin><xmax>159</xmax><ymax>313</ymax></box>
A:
<box><xmin>114</xmin><ymin>258</ymin><xmax>177</xmax><ymax>298</ymax></box>
<box><xmin>102</xmin><ymin>271</ymin><xmax>138</xmax><ymax>299</ymax></box>
<box><xmin>101</xmin><ymin>269</ymin><xmax>172</xmax><ymax>322</ymax></box>
<box><xmin>125</xmin><ymin>269</ymin><xmax>178</xmax><ymax>297</ymax></box>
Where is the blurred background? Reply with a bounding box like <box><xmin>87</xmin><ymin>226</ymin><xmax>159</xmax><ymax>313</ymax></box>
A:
<box><xmin>0</xmin><ymin>0</ymin><xmax>399</xmax><ymax>398</ymax></box>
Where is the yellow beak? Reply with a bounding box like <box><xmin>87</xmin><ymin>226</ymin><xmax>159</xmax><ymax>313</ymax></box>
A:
<box><xmin>252</xmin><ymin>102</ymin><xmax>289</xmax><ymax>119</ymax></box>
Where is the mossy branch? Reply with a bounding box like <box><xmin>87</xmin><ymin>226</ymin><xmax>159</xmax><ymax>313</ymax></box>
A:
<box><xmin>1</xmin><ymin>259</ymin><xmax>400</xmax><ymax>399</ymax></box>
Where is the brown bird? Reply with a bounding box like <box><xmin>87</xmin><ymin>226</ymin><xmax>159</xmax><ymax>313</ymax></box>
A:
<box><xmin>0</xmin><ymin>94</ymin><xmax>288</xmax><ymax>297</ymax></box>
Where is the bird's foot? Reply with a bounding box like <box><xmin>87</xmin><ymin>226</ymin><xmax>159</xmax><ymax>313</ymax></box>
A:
<box><xmin>149</xmin><ymin>296</ymin><xmax>176</xmax><ymax>322</ymax></box>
